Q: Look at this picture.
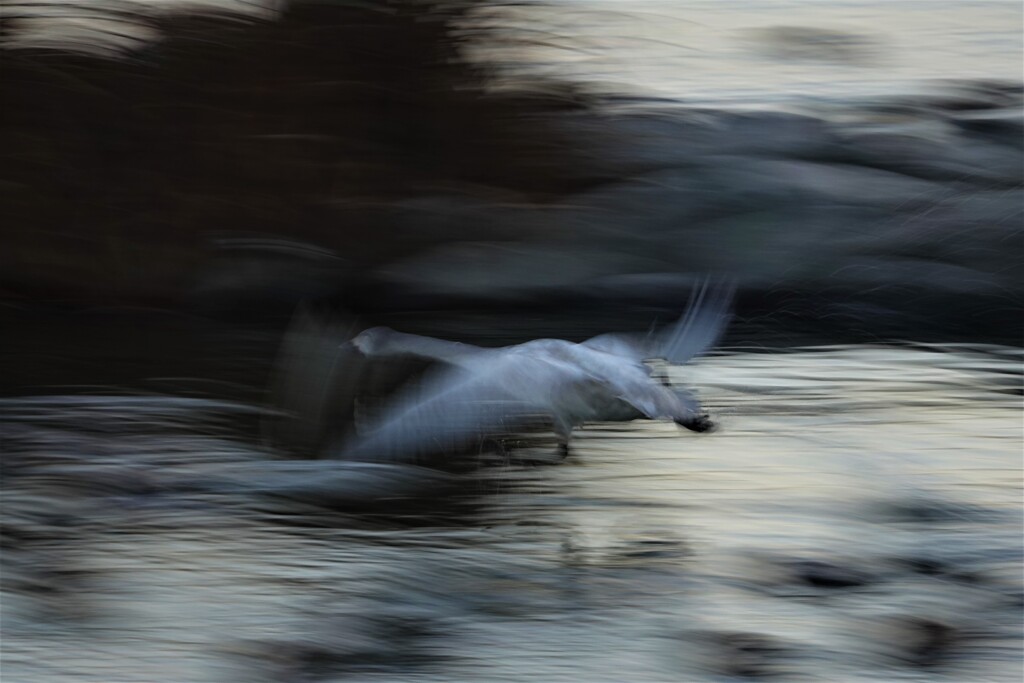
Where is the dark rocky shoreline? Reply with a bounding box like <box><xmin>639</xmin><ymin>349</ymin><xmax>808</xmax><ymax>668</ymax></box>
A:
<box><xmin>2</xmin><ymin>4</ymin><xmax>1021</xmax><ymax>348</ymax></box>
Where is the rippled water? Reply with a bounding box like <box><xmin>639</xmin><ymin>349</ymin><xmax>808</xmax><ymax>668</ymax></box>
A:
<box><xmin>10</xmin><ymin>1</ymin><xmax>1022</xmax><ymax>107</ymax></box>
<box><xmin>3</xmin><ymin>346</ymin><xmax>1021</xmax><ymax>682</ymax></box>
<box><xmin>480</xmin><ymin>0</ymin><xmax>1023</xmax><ymax>107</ymax></box>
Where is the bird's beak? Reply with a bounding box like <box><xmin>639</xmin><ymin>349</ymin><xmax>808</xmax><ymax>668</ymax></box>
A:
<box><xmin>675</xmin><ymin>414</ymin><xmax>717</xmax><ymax>433</ymax></box>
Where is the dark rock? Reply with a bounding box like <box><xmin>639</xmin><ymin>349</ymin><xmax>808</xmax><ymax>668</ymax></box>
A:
<box><xmin>899</xmin><ymin>557</ymin><xmax>952</xmax><ymax>577</ymax></box>
<box><xmin>891</xmin><ymin>617</ymin><xmax>958</xmax><ymax>667</ymax></box>
<box><xmin>725</xmin><ymin>158</ymin><xmax>946</xmax><ymax>209</ymax></box>
<box><xmin>893</xmin><ymin>557</ymin><xmax>995</xmax><ymax>587</ymax></box>
<box><xmin>570</xmin><ymin>108</ymin><xmax>837</xmax><ymax>170</ymax></box>
<box><xmin>783</xmin><ymin>559</ymin><xmax>873</xmax><ymax>589</ymax></box>
<box><xmin>243</xmin><ymin>611</ymin><xmax>442</xmax><ymax>680</ymax></box>
<box><xmin>888</xmin><ymin>81</ymin><xmax>1023</xmax><ymax>112</ymax></box>
<box><xmin>835</xmin><ymin>128</ymin><xmax>1023</xmax><ymax>185</ymax></box>
<box><xmin>952</xmin><ymin>108</ymin><xmax>1024</xmax><ymax>147</ymax></box>
<box><xmin>747</xmin><ymin>26</ymin><xmax>879</xmax><ymax>65</ymax></box>
<box><xmin>874</xmin><ymin>499</ymin><xmax>1001</xmax><ymax>524</ymax></box>
<box><xmin>684</xmin><ymin>630</ymin><xmax>788</xmax><ymax>678</ymax></box>
<box><xmin>713</xmin><ymin>110</ymin><xmax>838</xmax><ymax>158</ymax></box>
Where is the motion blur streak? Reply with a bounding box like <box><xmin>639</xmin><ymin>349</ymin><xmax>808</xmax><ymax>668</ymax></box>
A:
<box><xmin>3</xmin><ymin>347</ymin><xmax>1021</xmax><ymax>681</ymax></box>
<box><xmin>1</xmin><ymin>0</ymin><xmax>1022</xmax><ymax>681</ymax></box>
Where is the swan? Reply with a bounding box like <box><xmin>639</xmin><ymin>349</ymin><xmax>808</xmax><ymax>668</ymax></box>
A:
<box><xmin>335</xmin><ymin>279</ymin><xmax>735</xmax><ymax>462</ymax></box>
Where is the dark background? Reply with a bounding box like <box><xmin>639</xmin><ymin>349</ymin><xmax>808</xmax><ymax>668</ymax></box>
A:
<box><xmin>2</xmin><ymin>0</ymin><xmax>1021</xmax><ymax>399</ymax></box>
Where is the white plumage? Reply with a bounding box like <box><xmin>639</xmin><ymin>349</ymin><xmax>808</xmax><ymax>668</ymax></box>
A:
<box><xmin>336</xmin><ymin>279</ymin><xmax>735</xmax><ymax>462</ymax></box>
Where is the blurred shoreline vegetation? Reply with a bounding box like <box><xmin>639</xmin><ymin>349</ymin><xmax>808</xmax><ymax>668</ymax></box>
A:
<box><xmin>1</xmin><ymin>0</ymin><xmax>598</xmax><ymax>304</ymax></box>
<box><xmin>2</xmin><ymin>1</ymin><xmax>1021</xmax><ymax>347</ymax></box>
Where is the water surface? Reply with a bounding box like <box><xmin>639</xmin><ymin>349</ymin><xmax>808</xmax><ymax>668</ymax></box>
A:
<box><xmin>3</xmin><ymin>346</ymin><xmax>1020</xmax><ymax>682</ymax></box>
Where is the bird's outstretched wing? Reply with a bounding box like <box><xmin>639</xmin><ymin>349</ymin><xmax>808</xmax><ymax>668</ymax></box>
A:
<box><xmin>336</xmin><ymin>353</ymin><xmax>585</xmax><ymax>463</ymax></box>
<box><xmin>582</xmin><ymin>278</ymin><xmax>735</xmax><ymax>364</ymax></box>
<box><xmin>578</xmin><ymin>332</ymin><xmax>649</xmax><ymax>360</ymax></box>
<box><xmin>658</xmin><ymin>278</ymin><xmax>736</xmax><ymax>364</ymax></box>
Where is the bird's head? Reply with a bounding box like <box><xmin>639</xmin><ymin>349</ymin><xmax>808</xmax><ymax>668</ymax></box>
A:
<box><xmin>350</xmin><ymin>326</ymin><xmax>393</xmax><ymax>355</ymax></box>
<box><xmin>669</xmin><ymin>387</ymin><xmax>717</xmax><ymax>433</ymax></box>
<box><xmin>675</xmin><ymin>413</ymin><xmax>716</xmax><ymax>433</ymax></box>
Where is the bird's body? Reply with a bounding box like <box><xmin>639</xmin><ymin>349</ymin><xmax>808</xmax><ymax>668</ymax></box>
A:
<box><xmin>335</xmin><ymin>280</ymin><xmax>734</xmax><ymax>463</ymax></box>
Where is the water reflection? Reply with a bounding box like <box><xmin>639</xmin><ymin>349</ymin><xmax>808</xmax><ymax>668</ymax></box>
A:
<box><xmin>3</xmin><ymin>346</ymin><xmax>1020</xmax><ymax>682</ymax></box>
<box><xmin>470</xmin><ymin>0</ymin><xmax>1023</xmax><ymax>106</ymax></box>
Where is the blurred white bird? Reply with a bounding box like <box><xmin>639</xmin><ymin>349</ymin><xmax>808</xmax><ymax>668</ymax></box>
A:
<box><xmin>332</xmin><ymin>279</ymin><xmax>735</xmax><ymax>463</ymax></box>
